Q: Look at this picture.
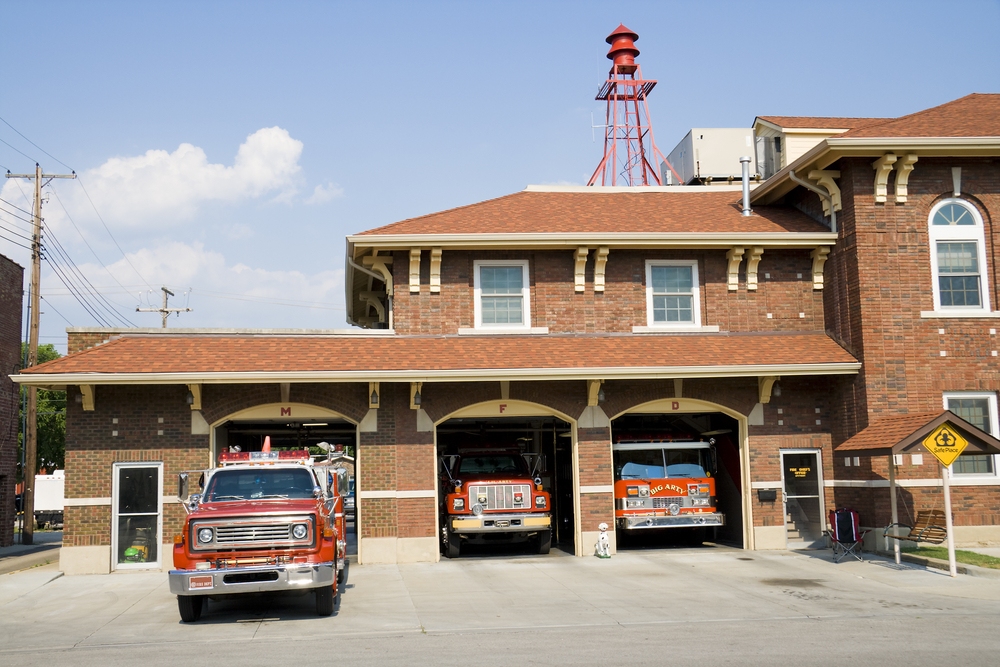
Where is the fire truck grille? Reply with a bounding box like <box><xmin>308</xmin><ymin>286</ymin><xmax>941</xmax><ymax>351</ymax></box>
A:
<box><xmin>469</xmin><ymin>484</ymin><xmax>532</xmax><ymax>510</ymax></box>
<box><xmin>652</xmin><ymin>497</ymin><xmax>685</xmax><ymax>508</ymax></box>
<box><xmin>215</xmin><ymin>524</ymin><xmax>291</xmax><ymax>544</ymax></box>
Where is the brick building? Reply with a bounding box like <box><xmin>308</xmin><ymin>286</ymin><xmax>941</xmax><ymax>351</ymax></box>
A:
<box><xmin>0</xmin><ymin>254</ymin><xmax>24</xmax><ymax>547</ymax></box>
<box><xmin>11</xmin><ymin>94</ymin><xmax>1000</xmax><ymax>574</ymax></box>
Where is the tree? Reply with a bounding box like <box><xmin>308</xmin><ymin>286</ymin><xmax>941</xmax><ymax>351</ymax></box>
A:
<box><xmin>18</xmin><ymin>343</ymin><xmax>66</xmax><ymax>480</ymax></box>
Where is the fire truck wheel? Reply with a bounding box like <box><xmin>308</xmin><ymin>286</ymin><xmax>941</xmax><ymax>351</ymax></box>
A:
<box><xmin>338</xmin><ymin>558</ymin><xmax>349</xmax><ymax>585</ymax></box>
<box><xmin>316</xmin><ymin>584</ymin><xmax>335</xmax><ymax>616</ymax></box>
<box><xmin>536</xmin><ymin>529</ymin><xmax>552</xmax><ymax>555</ymax></box>
<box><xmin>177</xmin><ymin>595</ymin><xmax>204</xmax><ymax>622</ymax></box>
<box><xmin>445</xmin><ymin>537</ymin><xmax>461</xmax><ymax>558</ymax></box>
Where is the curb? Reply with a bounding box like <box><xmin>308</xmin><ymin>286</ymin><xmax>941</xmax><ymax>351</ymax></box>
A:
<box><xmin>875</xmin><ymin>550</ymin><xmax>1000</xmax><ymax>580</ymax></box>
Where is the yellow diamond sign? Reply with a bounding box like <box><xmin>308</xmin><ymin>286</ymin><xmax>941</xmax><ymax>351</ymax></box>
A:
<box><xmin>922</xmin><ymin>423</ymin><xmax>969</xmax><ymax>467</ymax></box>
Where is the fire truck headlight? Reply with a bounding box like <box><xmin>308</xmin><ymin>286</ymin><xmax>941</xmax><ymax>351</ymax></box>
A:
<box><xmin>197</xmin><ymin>527</ymin><xmax>214</xmax><ymax>544</ymax></box>
<box><xmin>453</xmin><ymin>498</ymin><xmax>465</xmax><ymax>511</ymax></box>
<box><xmin>638</xmin><ymin>485</ymin><xmax>650</xmax><ymax>498</ymax></box>
<box><xmin>292</xmin><ymin>524</ymin><xmax>309</xmax><ymax>540</ymax></box>
<box><xmin>472</xmin><ymin>503</ymin><xmax>484</xmax><ymax>516</ymax></box>
<box><xmin>535</xmin><ymin>496</ymin><xmax>546</xmax><ymax>509</ymax></box>
<box><xmin>691</xmin><ymin>498</ymin><xmax>710</xmax><ymax>507</ymax></box>
<box><xmin>625</xmin><ymin>499</ymin><xmax>645</xmax><ymax>509</ymax></box>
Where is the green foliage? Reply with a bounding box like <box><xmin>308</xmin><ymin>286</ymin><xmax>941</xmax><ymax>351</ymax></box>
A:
<box><xmin>905</xmin><ymin>546</ymin><xmax>1000</xmax><ymax>570</ymax></box>
<box><xmin>17</xmin><ymin>343</ymin><xmax>66</xmax><ymax>480</ymax></box>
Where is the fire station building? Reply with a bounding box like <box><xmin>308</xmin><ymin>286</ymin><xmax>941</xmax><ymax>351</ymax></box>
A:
<box><xmin>12</xmin><ymin>93</ymin><xmax>1000</xmax><ymax>575</ymax></box>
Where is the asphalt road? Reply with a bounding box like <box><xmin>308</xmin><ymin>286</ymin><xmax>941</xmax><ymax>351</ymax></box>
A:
<box><xmin>2</xmin><ymin>545</ymin><xmax>999</xmax><ymax>667</ymax></box>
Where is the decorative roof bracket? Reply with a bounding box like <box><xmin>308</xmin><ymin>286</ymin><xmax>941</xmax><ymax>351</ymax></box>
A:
<box><xmin>894</xmin><ymin>154</ymin><xmax>918</xmax><ymax>203</ymax></box>
<box><xmin>574</xmin><ymin>247</ymin><xmax>589</xmax><ymax>292</ymax></box>
<box><xmin>587</xmin><ymin>379</ymin><xmax>604</xmax><ymax>407</ymax></box>
<box><xmin>872</xmin><ymin>153</ymin><xmax>897</xmax><ymax>203</ymax></box>
<box><xmin>429</xmin><ymin>248</ymin><xmax>442</xmax><ymax>293</ymax></box>
<box><xmin>79</xmin><ymin>384</ymin><xmax>94</xmax><ymax>412</ymax></box>
<box><xmin>594</xmin><ymin>247</ymin><xmax>609</xmax><ymax>292</ymax></box>
<box><xmin>726</xmin><ymin>246</ymin><xmax>745</xmax><ymax>291</ymax></box>
<box><xmin>187</xmin><ymin>383</ymin><xmax>202</xmax><ymax>410</ymax></box>
<box><xmin>409</xmin><ymin>249</ymin><xmax>421</xmax><ymax>293</ymax></box>
<box><xmin>807</xmin><ymin>169</ymin><xmax>842</xmax><ymax>216</ymax></box>
<box><xmin>811</xmin><ymin>247</ymin><xmax>830</xmax><ymax>289</ymax></box>
<box><xmin>759</xmin><ymin>376</ymin><xmax>779</xmax><ymax>404</ymax></box>
<box><xmin>360</xmin><ymin>291</ymin><xmax>386</xmax><ymax>322</ymax></box>
<box><xmin>362</xmin><ymin>254</ymin><xmax>394</xmax><ymax>296</ymax></box>
<box><xmin>746</xmin><ymin>246</ymin><xmax>764</xmax><ymax>291</ymax></box>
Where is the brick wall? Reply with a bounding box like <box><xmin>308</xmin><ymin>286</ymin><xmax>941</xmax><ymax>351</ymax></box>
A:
<box><xmin>0</xmin><ymin>255</ymin><xmax>24</xmax><ymax>547</ymax></box>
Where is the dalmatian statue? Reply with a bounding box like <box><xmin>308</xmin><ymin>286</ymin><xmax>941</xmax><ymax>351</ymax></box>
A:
<box><xmin>595</xmin><ymin>522</ymin><xmax>611</xmax><ymax>558</ymax></box>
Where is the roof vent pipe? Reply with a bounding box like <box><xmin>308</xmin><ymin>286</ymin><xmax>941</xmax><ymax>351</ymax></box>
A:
<box><xmin>740</xmin><ymin>156</ymin><xmax>752</xmax><ymax>216</ymax></box>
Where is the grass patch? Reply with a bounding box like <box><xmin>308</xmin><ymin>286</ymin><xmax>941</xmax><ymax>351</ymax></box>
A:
<box><xmin>905</xmin><ymin>546</ymin><xmax>1000</xmax><ymax>570</ymax></box>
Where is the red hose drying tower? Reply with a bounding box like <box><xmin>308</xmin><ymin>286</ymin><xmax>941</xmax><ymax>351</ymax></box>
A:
<box><xmin>588</xmin><ymin>25</ymin><xmax>678</xmax><ymax>187</ymax></box>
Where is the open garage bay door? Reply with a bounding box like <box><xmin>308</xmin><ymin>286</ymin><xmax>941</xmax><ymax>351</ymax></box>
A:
<box><xmin>437</xmin><ymin>416</ymin><xmax>573</xmax><ymax>558</ymax></box>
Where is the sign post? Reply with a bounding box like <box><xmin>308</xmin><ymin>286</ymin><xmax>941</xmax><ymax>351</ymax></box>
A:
<box><xmin>922</xmin><ymin>423</ymin><xmax>968</xmax><ymax>578</ymax></box>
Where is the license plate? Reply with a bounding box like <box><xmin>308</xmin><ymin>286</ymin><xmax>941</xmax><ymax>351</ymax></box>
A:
<box><xmin>495</xmin><ymin>520</ymin><xmax>509</xmax><ymax>528</ymax></box>
<box><xmin>189</xmin><ymin>575</ymin><xmax>213</xmax><ymax>590</ymax></box>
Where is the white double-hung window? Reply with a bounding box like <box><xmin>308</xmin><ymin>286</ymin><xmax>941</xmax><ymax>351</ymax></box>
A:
<box><xmin>944</xmin><ymin>392</ymin><xmax>998</xmax><ymax>476</ymax></box>
<box><xmin>928</xmin><ymin>199</ymin><xmax>992</xmax><ymax>315</ymax></box>
<box><xmin>645</xmin><ymin>260</ymin><xmax>701</xmax><ymax>328</ymax></box>
<box><xmin>474</xmin><ymin>260</ymin><xmax>531</xmax><ymax>329</ymax></box>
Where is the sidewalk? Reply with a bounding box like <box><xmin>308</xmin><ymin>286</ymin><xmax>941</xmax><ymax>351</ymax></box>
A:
<box><xmin>0</xmin><ymin>530</ymin><xmax>63</xmax><ymax>576</ymax></box>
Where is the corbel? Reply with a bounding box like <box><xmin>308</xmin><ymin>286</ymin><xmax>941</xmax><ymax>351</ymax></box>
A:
<box><xmin>758</xmin><ymin>376</ymin><xmax>779</xmax><ymax>404</ymax></box>
<box><xmin>362</xmin><ymin>254</ymin><xmax>394</xmax><ymax>296</ymax></box>
<box><xmin>278</xmin><ymin>383</ymin><xmax>289</xmax><ymax>404</ymax></box>
<box><xmin>429</xmin><ymin>248</ymin><xmax>442</xmax><ymax>293</ymax></box>
<box><xmin>574</xmin><ymin>247</ymin><xmax>589</xmax><ymax>292</ymax></box>
<box><xmin>894</xmin><ymin>154</ymin><xmax>918</xmax><ymax>203</ymax></box>
<box><xmin>79</xmin><ymin>384</ymin><xmax>94</xmax><ymax>412</ymax></box>
<box><xmin>410</xmin><ymin>382</ymin><xmax>423</xmax><ymax>410</ymax></box>
<box><xmin>409</xmin><ymin>248</ymin><xmax>421</xmax><ymax>293</ymax></box>
<box><xmin>810</xmin><ymin>246</ymin><xmax>830</xmax><ymax>289</ymax></box>
<box><xmin>587</xmin><ymin>379</ymin><xmax>605</xmax><ymax>407</ymax></box>
<box><xmin>726</xmin><ymin>246</ymin><xmax>744</xmax><ymax>291</ymax></box>
<box><xmin>368</xmin><ymin>382</ymin><xmax>380</xmax><ymax>409</ymax></box>
<box><xmin>594</xmin><ymin>246</ymin><xmax>609</xmax><ymax>292</ymax></box>
<box><xmin>360</xmin><ymin>291</ymin><xmax>386</xmax><ymax>322</ymax></box>
<box><xmin>807</xmin><ymin>169</ymin><xmax>842</xmax><ymax>215</ymax></box>
<box><xmin>746</xmin><ymin>246</ymin><xmax>763</xmax><ymax>291</ymax></box>
<box><xmin>872</xmin><ymin>153</ymin><xmax>897</xmax><ymax>203</ymax></box>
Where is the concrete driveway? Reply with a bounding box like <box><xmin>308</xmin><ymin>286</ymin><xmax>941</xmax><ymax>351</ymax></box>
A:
<box><xmin>2</xmin><ymin>545</ymin><xmax>999</xmax><ymax>666</ymax></box>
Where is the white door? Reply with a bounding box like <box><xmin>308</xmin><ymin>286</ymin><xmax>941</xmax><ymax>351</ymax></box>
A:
<box><xmin>780</xmin><ymin>451</ymin><xmax>825</xmax><ymax>548</ymax></box>
<box><xmin>111</xmin><ymin>462</ymin><xmax>163</xmax><ymax>570</ymax></box>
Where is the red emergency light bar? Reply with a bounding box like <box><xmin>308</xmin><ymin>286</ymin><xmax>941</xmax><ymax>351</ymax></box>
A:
<box><xmin>218</xmin><ymin>450</ymin><xmax>311</xmax><ymax>464</ymax></box>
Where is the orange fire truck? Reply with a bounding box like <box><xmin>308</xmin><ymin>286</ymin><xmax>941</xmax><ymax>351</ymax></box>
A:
<box><xmin>613</xmin><ymin>439</ymin><xmax>724</xmax><ymax>541</ymax></box>
<box><xmin>170</xmin><ymin>442</ymin><xmax>348</xmax><ymax>622</ymax></box>
<box><xmin>440</xmin><ymin>449</ymin><xmax>551</xmax><ymax>557</ymax></box>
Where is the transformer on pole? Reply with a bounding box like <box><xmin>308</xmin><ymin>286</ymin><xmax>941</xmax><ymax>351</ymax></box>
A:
<box><xmin>588</xmin><ymin>25</ymin><xmax>680</xmax><ymax>187</ymax></box>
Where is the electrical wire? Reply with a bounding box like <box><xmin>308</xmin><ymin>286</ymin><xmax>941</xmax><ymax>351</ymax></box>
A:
<box><xmin>0</xmin><ymin>204</ymin><xmax>35</xmax><ymax>228</ymax></box>
<box><xmin>0</xmin><ymin>233</ymin><xmax>31</xmax><ymax>251</ymax></box>
<box><xmin>39</xmin><ymin>294</ymin><xmax>74</xmax><ymax>328</ymax></box>
<box><xmin>0</xmin><ymin>136</ymin><xmax>37</xmax><ymax>164</ymax></box>
<box><xmin>0</xmin><ymin>195</ymin><xmax>35</xmax><ymax>219</ymax></box>
<box><xmin>74</xmin><ymin>176</ymin><xmax>153</xmax><ymax>292</ymax></box>
<box><xmin>0</xmin><ymin>115</ymin><xmax>73</xmax><ymax>172</ymax></box>
<box><xmin>42</xmin><ymin>253</ymin><xmax>112</xmax><ymax>326</ymax></box>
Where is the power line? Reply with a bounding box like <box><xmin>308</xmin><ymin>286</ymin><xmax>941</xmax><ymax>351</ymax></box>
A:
<box><xmin>0</xmin><ymin>115</ymin><xmax>73</xmax><ymax>172</ymax></box>
<box><xmin>0</xmin><ymin>135</ymin><xmax>37</xmax><ymax>164</ymax></box>
<box><xmin>74</xmin><ymin>176</ymin><xmax>153</xmax><ymax>292</ymax></box>
<box><xmin>39</xmin><ymin>295</ymin><xmax>74</xmax><ymax>328</ymax></box>
<box><xmin>0</xmin><ymin>195</ymin><xmax>35</xmax><ymax>218</ymax></box>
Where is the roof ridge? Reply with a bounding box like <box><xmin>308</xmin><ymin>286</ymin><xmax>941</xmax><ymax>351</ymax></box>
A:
<box><xmin>837</xmin><ymin>93</ymin><xmax>997</xmax><ymax>138</ymax></box>
<box><xmin>356</xmin><ymin>190</ymin><xmax>528</xmax><ymax>235</ymax></box>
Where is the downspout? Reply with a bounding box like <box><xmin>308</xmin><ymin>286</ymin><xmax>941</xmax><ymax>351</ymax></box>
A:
<box><xmin>789</xmin><ymin>169</ymin><xmax>837</xmax><ymax>233</ymax></box>
<box><xmin>347</xmin><ymin>256</ymin><xmax>394</xmax><ymax>330</ymax></box>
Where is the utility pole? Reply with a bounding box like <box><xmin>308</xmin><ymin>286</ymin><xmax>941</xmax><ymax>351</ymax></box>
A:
<box><xmin>6</xmin><ymin>164</ymin><xmax>76</xmax><ymax>545</ymax></box>
<box><xmin>137</xmin><ymin>286</ymin><xmax>191</xmax><ymax>327</ymax></box>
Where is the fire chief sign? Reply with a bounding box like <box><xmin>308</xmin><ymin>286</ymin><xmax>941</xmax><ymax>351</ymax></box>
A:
<box><xmin>922</xmin><ymin>423</ymin><xmax>969</xmax><ymax>467</ymax></box>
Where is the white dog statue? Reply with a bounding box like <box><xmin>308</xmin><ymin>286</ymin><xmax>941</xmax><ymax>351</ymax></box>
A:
<box><xmin>595</xmin><ymin>522</ymin><xmax>611</xmax><ymax>558</ymax></box>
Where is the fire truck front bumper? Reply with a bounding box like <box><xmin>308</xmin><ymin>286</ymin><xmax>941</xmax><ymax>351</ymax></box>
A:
<box><xmin>448</xmin><ymin>513</ymin><xmax>551</xmax><ymax>534</ymax></box>
<box><xmin>170</xmin><ymin>561</ymin><xmax>335</xmax><ymax>596</ymax></box>
<box><xmin>619</xmin><ymin>513</ymin><xmax>725</xmax><ymax>530</ymax></box>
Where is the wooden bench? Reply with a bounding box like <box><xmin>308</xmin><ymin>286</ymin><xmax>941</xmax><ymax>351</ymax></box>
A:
<box><xmin>883</xmin><ymin>509</ymin><xmax>948</xmax><ymax>545</ymax></box>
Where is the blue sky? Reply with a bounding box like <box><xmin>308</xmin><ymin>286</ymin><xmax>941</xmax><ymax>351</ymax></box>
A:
<box><xmin>2</xmin><ymin>0</ymin><xmax>998</xmax><ymax>354</ymax></box>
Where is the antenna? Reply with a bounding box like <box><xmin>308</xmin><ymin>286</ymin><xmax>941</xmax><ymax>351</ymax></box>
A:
<box><xmin>136</xmin><ymin>286</ymin><xmax>192</xmax><ymax>328</ymax></box>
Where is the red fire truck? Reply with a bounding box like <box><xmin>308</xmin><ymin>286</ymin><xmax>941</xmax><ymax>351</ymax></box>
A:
<box><xmin>613</xmin><ymin>439</ymin><xmax>724</xmax><ymax>542</ymax></box>
<box><xmin>170</xmin><ymin>442</ymin><xmax>348</xmax><ymax>622</ymax></box>
<box><xmin>440</xmin><ymin>449</ymin><xmax>551</xmax><ymax>557</ymax></box>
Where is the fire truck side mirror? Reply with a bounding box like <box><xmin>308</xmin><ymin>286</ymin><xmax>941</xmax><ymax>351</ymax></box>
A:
<box><xmin>178</xmin><ymin>472</ymin><xmax>189</xmax><ymax>502</ymax></box>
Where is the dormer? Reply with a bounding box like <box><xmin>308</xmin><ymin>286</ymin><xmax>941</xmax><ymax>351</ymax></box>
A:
<box><xmin>753</xmin><ymin>116</ymin><xmax>887</xmax><ymax>179</ymax></box>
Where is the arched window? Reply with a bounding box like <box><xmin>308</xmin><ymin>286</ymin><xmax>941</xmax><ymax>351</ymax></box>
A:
<box><xmin>928</xmin><ymin>199</ymin><xmax>991</xmax><ymax>313</ymax></box>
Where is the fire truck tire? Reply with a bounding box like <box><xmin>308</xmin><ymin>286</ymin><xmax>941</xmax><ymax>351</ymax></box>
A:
<box><xmin>445</xmin><ymin>537</ymin><xmax>461</xmax><ymax>558</ymax></box>
<box><xmin>316</xmin><ymin>584</ymin><xmax>335</xmax><ymax>616</ymax></box>
<box><xmin>338</xmin><ymin>558</ymin><xmax>349</xmax><ymax>585</ymax></box>
<box><xmin>177</xmin><ymin>595</ymin><xmax>204</xmax><ymax>622</ymax></box>
<box><xmin>536</xmin><ymin>529</ymin><xmax>552</xmax><ymax>554</ymax></box>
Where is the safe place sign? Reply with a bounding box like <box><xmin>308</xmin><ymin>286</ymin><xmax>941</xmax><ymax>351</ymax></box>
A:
<box><xmin>922</xmin><ymin>423</ymin><xmax>969</xmax><ymax>467</ymax></box>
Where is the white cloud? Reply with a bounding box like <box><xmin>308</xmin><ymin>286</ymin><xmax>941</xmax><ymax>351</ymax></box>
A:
<box><xmin>66</xmin><ymin>127</ymin><xmax>304</xmax><ymax>229</ymax></box>
<box><xmin>305</xmin><ymin>182</ymin><xmax>345</xmax><ymax>205</ymax></box>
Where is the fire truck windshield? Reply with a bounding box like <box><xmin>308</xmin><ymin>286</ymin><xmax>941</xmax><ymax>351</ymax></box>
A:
<box><xmin>203</xmin><ymin>468</ymin><xmax>317</xmax><ymax>501</ymax></box>
<box><xmin>614</xmin><ymin>446</ymin><xmax>711</xmax><ymax>479</ymax></box>
<box><xmin>457</xmin><ymin>454</ymin><xmax>528</xmax><ymax>476</ymax></box>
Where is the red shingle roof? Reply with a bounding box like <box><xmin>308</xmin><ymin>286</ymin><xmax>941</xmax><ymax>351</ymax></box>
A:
<box><xmin>835</xmin><ymin>412</ymin><xmax>943</xmax><ymax>451</ymax></box>
<box><xmin>353</xmin><ymin>190</ymin><xmax>829</xmax><ymax>237</ymax></box>
<box><xmin>838</xmin><ymin>94</ymin><xmax>1000</xmax><ymax>138</ymax></box>
<box><xmin>21</xmin><ymin>332</ymin><xmax>857</xmax><ymax>378</ymax></box>
<box><xmin>755</xmin><ymin>116</ymin><xmax>886</xmax><ymax>130</ymax></box>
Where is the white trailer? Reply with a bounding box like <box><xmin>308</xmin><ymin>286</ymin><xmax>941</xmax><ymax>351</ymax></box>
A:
<box><xmin>33</xmin><ymin>470</ymin><xmax>65</xmax><ymax>528</ymax></box>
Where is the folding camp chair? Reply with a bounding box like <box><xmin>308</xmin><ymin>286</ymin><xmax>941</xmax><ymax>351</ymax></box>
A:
<box><xmin>827</xmin><ymin>508</ymin><xmax>870</xmax><ymax>563</ymax></box>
